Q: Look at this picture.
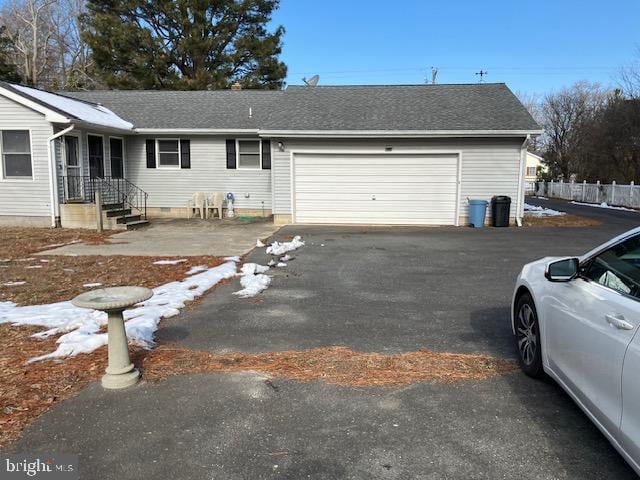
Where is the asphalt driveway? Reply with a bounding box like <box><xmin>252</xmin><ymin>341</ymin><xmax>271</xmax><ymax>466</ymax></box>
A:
<box><xmin>5</xmin><ymin>199</ymin><xmax>640</xmax><ymax>479</ymax></box>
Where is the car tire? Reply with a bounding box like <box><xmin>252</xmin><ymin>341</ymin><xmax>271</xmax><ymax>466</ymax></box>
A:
<box><xmin>514</xmin><ymin>292</ymin><xmax>544</xmax><ymax>378</ymax></box>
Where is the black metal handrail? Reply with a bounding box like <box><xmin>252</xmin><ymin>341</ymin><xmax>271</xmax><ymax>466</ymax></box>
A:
<box><xmin>61</xmin><ymin>176</ymin><xmax>148</xmax><ymax>220</ymax></box>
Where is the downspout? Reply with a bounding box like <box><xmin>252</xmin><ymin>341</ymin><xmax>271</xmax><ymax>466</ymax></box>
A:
<box><xmin>47</xmin><ymin>125</ymin><xmax>75</xmax><ymax>227</ymax></box>
<box><xmin>515</xmin><ymin>134</ymin><xmax>531</xmax><ymax>227</ymax></box>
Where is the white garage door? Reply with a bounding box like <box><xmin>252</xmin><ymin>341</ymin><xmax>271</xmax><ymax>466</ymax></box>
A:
<box><xmin>292</xmin><ymin>153</ymin><xmax>459</xmax><ymax>225</ymax></box>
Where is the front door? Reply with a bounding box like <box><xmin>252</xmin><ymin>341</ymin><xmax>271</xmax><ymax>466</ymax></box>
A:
<box><xmin>544</xmin><ymin>234</ymin><xmax>640</xmax><ymax>437</ymax></box>
<box><xmin>88</xmin><ymin>135</ymin><xmax>104</xmax><ymax>178</ymax></box>
<box><xmin>63</xmin><ymin>135</ymin><xmax>82</xmax><ymax>200</ymax></box>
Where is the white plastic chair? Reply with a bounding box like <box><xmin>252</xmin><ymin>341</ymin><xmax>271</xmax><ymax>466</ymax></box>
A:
<box><xmin>187</xmin><ymin>192</ymin><xmax>206</xmax><ymax>219</ymax></box>
<box><xmin>206</xmin><ymin>192</ymin><xmax>225</xmax><ymax>219</ymax></box>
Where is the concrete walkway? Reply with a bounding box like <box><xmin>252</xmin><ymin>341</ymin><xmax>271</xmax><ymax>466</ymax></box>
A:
<box><xmin>38</xmin><ymin>218</ymin><xmax>281</xmax><ymax>257</ymax></box>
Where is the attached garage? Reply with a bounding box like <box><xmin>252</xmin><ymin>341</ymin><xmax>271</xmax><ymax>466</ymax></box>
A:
<box><xmin>292</xmin><ymin>152</ymin><xmax>460</xmax><ymax>225</ymax></box>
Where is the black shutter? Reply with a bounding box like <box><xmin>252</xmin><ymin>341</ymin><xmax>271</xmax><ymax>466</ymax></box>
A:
<box><xmin>146</xmin><ymin>139</ymin><xmax>156</xmax><ymax>168</ymax></box>
<box><xmin>261</xmin><ymin>139</ymin><xmax>271</xmax><ymax>169</ymax></box>
<box><xmin>180</xmin><ymin>139</ymin><xmax>191</xmax><ymax>169</ymax></box>
<box><xmin>226</xmin><ymin>139</ymin><xmax>236</xmax><ymax>169</ymax></box>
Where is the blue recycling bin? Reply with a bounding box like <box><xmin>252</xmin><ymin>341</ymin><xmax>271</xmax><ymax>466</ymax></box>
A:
<box><xmin>468</xmin><ymin>199</ymin><xmax>488</xmax><ymax>228</ymax></box>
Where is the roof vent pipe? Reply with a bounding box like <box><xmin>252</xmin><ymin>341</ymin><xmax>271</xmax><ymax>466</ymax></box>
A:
<box><xmin>248</xmin><ymin>107</ymin><xmax>253</xmax><ymax>119</ymax></box>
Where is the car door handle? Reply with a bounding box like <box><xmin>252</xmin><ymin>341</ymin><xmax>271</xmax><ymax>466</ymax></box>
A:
<box><xmin>606</xmin><ymin>314</ymin><xmax>635</xmax><ymax>330</ymax></box>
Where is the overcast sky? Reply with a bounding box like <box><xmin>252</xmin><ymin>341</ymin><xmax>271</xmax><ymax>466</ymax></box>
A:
<box><xmin>272</xmin><ymin>0</ymin><xmax>640</xmax><ymax>96</ymax></box>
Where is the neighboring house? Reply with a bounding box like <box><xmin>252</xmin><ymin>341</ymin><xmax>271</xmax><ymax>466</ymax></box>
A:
<box><xmin>0</xmin><ymin>82</ymin><xmax>541</xmax><ymax>228</ymax></box>
<box><xmin>524</xmin><ymin>151</ymin><xmax>546</xmax><ymax>195</ymax></box>
<box><xmin>525</xmin><ymin>152</ymin><xmax>545</xmax><ymax>182</ymax></box>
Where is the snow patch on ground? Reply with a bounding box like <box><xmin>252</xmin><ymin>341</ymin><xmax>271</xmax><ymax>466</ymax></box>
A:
<box><xmin>0</xmin><ymin>259</ymin><xmax>239</xmax><ymax>362</ymax></box>
<box><xmin>25</xmin><ymin>265</ymin><xmax>43</xmax><ymax>269</ymax></box>
<box><xmin>233</xmin><ymin>263</ymin><xmax>271</xmax><ymax>298</ymax></box>
<box><xmin>256</xmin><ymin>239</ymin><xmax>265</xmax><ymax>248</ymax></box>
<box><xmin>2</xmin><ymin>281</ymin><xmax>26</xmax><ymax>287</ymax></box>
<box><xmin>186</xmin><ymin>265</ymin><xmax>208</xmax><ymax>275</ymax></box>
<box><xmin>571</xmin><ymin>201</ymin><xmax>636</xmax><ymax>212</ymax></box>
<box><xmin>153</xmin><ymin>259</ymin><xmax>187</xmax><ymax>265</ymax></box>
<box><xmin>524</xmin><ymin>203</ymin><xmax>566</xmax><ymax>217</ymax></box>
<box><xmin>266</xmin><ymin>236</ymin><xmax>305</xmax><ymax>256</ymax></box>
<box><xmin>83</xmin><ymin>283</ymin><xmax>102</xmax><ymax>288</ymax></box>
<box><xmin>280</xmin><ymin>254</ymin><xmax>292</xmax><ymax>262</ymax></box>
<box><xmin>276</xmin><ymin>262</ymin><xmax>287</xmax><ymax>268</ymax></box>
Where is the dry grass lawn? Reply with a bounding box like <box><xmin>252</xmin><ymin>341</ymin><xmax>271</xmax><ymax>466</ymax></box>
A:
<box><xmin>0</xmin><ymin>227</ymin><xmax>224</xmax><ymax>306</ymax></box>
<box><xmin>523</xmin><ymin>214</ymin><xmax>601</xmax><ymax>227</ymax></box>
<box><xmin>0</xmin><ymin>226</ymin><xmax>225</xmax><ymax>446</ymax></box>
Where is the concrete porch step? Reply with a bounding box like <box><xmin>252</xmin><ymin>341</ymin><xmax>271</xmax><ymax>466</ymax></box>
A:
<box><xmin>123</xmin><ymin>219</ymin><xmax>150</xmax><ymax>230</ymax></box>
<box><xmin>105</xmin><ymin>208</ymin><xmax>132</xmax><ymax>217</ymax></box>
<box><xmin>116</xmin><ymin>213</ymin><xmax>142</xmax><ymax>224</ymax></box>
<box><xmin>102</xmin><ymin>203</ymin><xmax>125</xmax><ymax>210</ymax></box>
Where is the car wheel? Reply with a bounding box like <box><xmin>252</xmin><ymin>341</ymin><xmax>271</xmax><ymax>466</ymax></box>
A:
<box><xmin>515</xmin><ymin>293</ymin><xmax>544</xmax><ymax>378</ymax></box>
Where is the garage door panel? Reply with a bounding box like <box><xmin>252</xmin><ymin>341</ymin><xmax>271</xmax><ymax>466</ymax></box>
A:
<box><xmin>293</xmin><ymin>153</ymin><xmax>459</xmax><ymax>225</ymax></box>
<box><xmin>297</xmin><ymin>184</ymin><xmax>458</xmax><ymax>195</ymax></box>
<box><xmin>295</xmin><ymin>156</ymin><xmax>455</xmax><ymax>166</ymax></box>
<box><xmin>296</xmin><ymin>193</ymin><xmax>457</xmax><ymax>202</ymax></box>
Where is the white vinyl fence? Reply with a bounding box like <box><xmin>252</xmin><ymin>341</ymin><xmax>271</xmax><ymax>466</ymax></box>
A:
<box><xmin>534</xmin><ymin>180</ymin><xmax>640</xmax><ymax>209</ymax></box>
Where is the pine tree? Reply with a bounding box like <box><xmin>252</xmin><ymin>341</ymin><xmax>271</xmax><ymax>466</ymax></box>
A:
<box><xmin>0</xmin><ymin>26</ymin><xmax>22</xmax><ymax>83</ymax></box>
<box><xmin>82</xmin><ymin>0</ymin><xmax>287</xmax><ymax>90</ymax></box>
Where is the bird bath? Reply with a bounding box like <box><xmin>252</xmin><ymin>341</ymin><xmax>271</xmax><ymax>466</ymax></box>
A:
<box><xmin>72</xmin><ymin>286</ymin><xmax>153</xmax><ymax>389</ymax></box>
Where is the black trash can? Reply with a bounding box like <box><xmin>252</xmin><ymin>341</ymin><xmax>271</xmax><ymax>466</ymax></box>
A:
<box><xmin>491</xmin><ymin>196</ymin><xmax>511</xmax><ymax>227</ymax></box>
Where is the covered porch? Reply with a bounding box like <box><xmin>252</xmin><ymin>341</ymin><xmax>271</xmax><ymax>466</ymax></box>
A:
<box><xmin>55</xmin><ymin>128</ymin><xmax>149</xmax><ymax>230</ymax></box>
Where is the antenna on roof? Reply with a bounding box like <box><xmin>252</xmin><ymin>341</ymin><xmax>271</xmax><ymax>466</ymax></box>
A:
<box><xmin>302</xmin><ymin>75</ymin><xmax>320</xmax><ymax>88</ymax></box>
<box><xmin>430</xmin><ymin>67</ymin><xmax>438</xmax><ymax>85</ymax></box>
<box><xmin>475</xmin><ymin>69</ymin><xmax>488</xmax><ymax>83</ymax></box>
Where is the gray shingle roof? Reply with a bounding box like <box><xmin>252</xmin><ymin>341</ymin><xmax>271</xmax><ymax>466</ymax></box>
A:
<box><xmin>60</xmin><ymin>83</ymin><xmax>540</xmax><ymax>132</ymax></box>
<box><xmin>59</xmin><ymin>89</ymin><xmax>281</xmax><ymax>130</ymax></box>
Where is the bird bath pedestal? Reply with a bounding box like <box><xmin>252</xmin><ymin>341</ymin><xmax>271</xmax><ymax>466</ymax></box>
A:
<box><xmin>72</xmin><ymin>286</ymin><xmax>153</xmax><ymax>389</ymax></box>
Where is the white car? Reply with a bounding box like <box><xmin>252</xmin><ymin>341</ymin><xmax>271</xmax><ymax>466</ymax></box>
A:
<box><xmin>512</xmin><ymin>227</ymin><xmax>640</xmax><ymax>475</ymax></box>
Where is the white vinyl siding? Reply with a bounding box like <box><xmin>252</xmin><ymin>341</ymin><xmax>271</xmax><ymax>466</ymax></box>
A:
<box><xmin>293</xmin><ymin>153</ymin><xmax>459</xmax><ymax>225</ymax></box>
<box><xmin>0</xmin><ymin>95</ymin><xmax>53</xmax><ymax>218</ymax></box>
<box><xmin>124</xmin><ymin>136</ymin><xmax>271</xmax><ymax>210</ymax></box>
<box><xmin>272</xmin><ymin>137</ymin><xmax>524</xmax><ymax>223</ymax></box>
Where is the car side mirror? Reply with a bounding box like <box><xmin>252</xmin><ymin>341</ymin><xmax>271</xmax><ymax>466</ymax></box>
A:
<box><xmin>545</xmin><ymin>257</ymin><xmax>580</xmax><ymax>282</ymax></box>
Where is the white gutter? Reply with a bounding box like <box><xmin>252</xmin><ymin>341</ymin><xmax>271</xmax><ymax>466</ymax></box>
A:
<box><xmin>258</xmin><ymin>129</ymin><xmax>544</xmax><ymax>138</ymax></box>
<box><xmin>516</xmin><ymin>134</ymin><xmax>531</xmax><ymax>227</ymax></box>
<box><xmin>47</xmin><ymin>125</ymin><xmax>75</xmax><ymax>227</ymax></box>
<box><xmin>135</xmin><ymin>128</ymin><xmax>258</xmax><ymax>135</ymax></box>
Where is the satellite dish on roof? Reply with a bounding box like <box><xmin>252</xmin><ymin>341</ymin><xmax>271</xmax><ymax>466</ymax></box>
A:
<box><xmin>302</xmin><ymin>75</ymin><xmax>320</xmax><ymax>87</ymax></box>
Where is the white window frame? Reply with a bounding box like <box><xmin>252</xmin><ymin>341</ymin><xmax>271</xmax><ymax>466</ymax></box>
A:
<box><xmin>0</xmin><ymin>128</ymin><xmax>34</xmax><ymax>182</ymax></box>
<box><xmin>236</xmin><ymin>139</ymin><xmax>262</xmax><ymax>170</ymax></box>
<box><xmin>156</xmin><ymin>138</ymin><xmax>181</xmax><ymax>169</ymax></box>
<box><xmin>526</xmin><ymin>166</ymin><xmax>537</xmax><ymax>177</ymax></box>
<box><xmin>109</xmin><ymin>136</ymin><xmax>126</xmax><ymax>178</ymax></box>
